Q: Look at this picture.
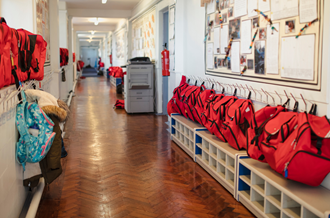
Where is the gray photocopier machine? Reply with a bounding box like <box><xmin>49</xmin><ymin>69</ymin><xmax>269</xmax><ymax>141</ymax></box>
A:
<box><xmin>124</xmin><ymin>57</ymin><xmax>154</xmax><ymax>113</ymax></box>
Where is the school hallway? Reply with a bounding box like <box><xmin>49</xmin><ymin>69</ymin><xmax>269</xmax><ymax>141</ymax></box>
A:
<box><xmin>35</xmin><ymin>76</ymin><xmax>254</xmax><ymax>218</ymax></box>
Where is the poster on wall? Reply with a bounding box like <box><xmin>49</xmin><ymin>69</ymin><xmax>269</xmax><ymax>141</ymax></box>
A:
<box><xmin>36</xmin><ymin>0</ymin><xmax>50</xmax><ymax>65</ymax></box>
<box><xmin>116</xmin><ymin>32</ymin><xmax>125</xmax><ymax>59</ymax></box>
<box><xmin>132</xmin><ymin>9</ymin><xmax>156</xmax><ymax>60</ymax></box>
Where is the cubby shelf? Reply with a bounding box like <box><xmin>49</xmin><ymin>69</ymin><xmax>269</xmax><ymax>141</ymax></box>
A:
<box><xmin>195</xmin><ymin>130</ymin><xmax>248</xmax><ymax>196</ymax></box>
<box><xmin>238</xmin><ymin>158</ymin><xmax>330</xmax><ymax>218</ymax></box>
<box><xmin>110</xmin><ymin>76</ymin><xmax>122</xmax><ymax>86</ymax></box>
<box><xmin>170</xmin><ymin>114</ymin><xmax>330</xmax><ymax>218</ymax></box>
<box><xmin>171</xmin><ymin>114</ymin><xmax>206</xmax><ymax>159</ymax></box>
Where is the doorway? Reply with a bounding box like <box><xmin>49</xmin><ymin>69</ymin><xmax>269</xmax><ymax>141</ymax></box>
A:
<box><xmin>81</xmin><ymin>47</ymin><xmax>98</xmax><ymax>68</ymax></box>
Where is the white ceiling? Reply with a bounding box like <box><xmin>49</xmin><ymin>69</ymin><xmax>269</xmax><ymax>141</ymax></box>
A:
<box><xmin>72</xmin><ymin>17</ymin><xmax>124</xmax><ymax>26</ymax></box>
<box><xmin>60</xmin><ymin>0</ymin><xmax>140</xmax><ymax>10</ymax></box>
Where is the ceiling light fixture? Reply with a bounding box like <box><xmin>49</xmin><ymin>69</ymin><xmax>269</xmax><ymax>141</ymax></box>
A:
<box><xmin>91</xmin><ymin>31</ymin><xmax>95</xmax><ymax>35</ymax></box>
<box><xmin>94</xmin><ymin>18</ymin><xmax>99</xmax><ymax>26</ymax></box>
<box><xmin>102</xmin><ymin>0</ymin><xmax>107</xmax><ymax>4</ymax></box>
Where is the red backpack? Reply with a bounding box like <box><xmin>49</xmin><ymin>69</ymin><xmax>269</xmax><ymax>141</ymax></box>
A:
<box><xmin>112</xmin><ymin>67</ymin><xmax>123</xmax><ymax>78</ymax></box>
<box><xmin>60</xmin><ymin>48</ymin><xmax>69</xmax><ymax>67</ymax></box>
<box><xmin>17</xmin><ymin>29</ymin><xmax>47</xmax><ymax>81</ymax></box>
<box><xmin>179</xmin><ymin>85</ymin><xmax>198</xmax><ymax>119</ymax></box>
<box><xmin>183</xmin><ymin>84</ymin><xmax>206</xmax><ymax>121</ymax></box>
<box><xmin>246</xmin><ymin>105</ymin><xmax>287</xmax><ymax>162</ymax></box>
<box><xmin>167</xmin><ymin>76</ymin><xmax>189</xmax><ymax>116</ymax></box>
<box><xmin>191</xmin><ymin>88</ymin><xmax>215</xmax><ymax>125</ymax></box>
<box><xmin>205</xmin><ymin>95</ymin><xmax>236</xmax><ymax>137</ymax></box>
<box><xmin>200</xmin><ymin>94</ymin><xmax>224</xmax><ymax>127</ymax></box>
<box><xmin>114</xmin><ymin>100</ymin><xmax>125</xmax><ymax>109</ymax></box>
<box><xmin>0</xmin><ymin>19</ymin><xmax>12</xmax><ymax>89</ymax></box>
<box><xmin>272</xmin><ymin>113</ymin><xmax>330</xmax><ymax>186</ymax></box>
<box><xmin>221</xmin><ymin>98</ymin><xmax>255</xmax><ymax>150</ymax></box>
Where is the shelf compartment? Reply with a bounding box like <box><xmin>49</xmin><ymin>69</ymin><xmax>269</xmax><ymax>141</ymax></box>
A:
<box><xmin>282</xmin><ymin>194</ymin><xmax>301</xmax><ymax>218</ymax></box>
<box><xmin>179</xmin><ymin>133</ymin><xmax>184</xmax><ymax>143</ymax></box>
<box><xmin>184</xmin><ymin>126</ymin><xmax>189</xmax><ymax>137</ymax></box>
<box><xmin>265</xmin><ymin>182</ymin><xmax>281</xmax><ymax>209</ymax></box>
<box><xmin>302</xmin><ymin>207</ymin><xmax>319</xmax><ymax>218</ymax></box>
<box><xmin>202</xmin><ymin>138</ymin><xmax>209</xmax><ymax>152</ymax></box>
<box><xmin>179</xmin><ymin>123</ymin><xmax>184</xmax><ymax>132</ymax></box>
<box><xmin>226</xmin><ymin>155</ymin><xmax>235</xmax><ymax>173</ymax></box>
<box><xmin>184</xmin><ymin>136</ymin><xmax>189</xmax><ymax>147</ymax></box>
<box><xmin>202</xmin><ymin>150</ymin><xmax>209</xmax><ymax>165</ymax></box>
<box><xmin>217</xmin><ymin>149</ymin><xmax>226</xmax><ymax>166</ymax></box>
<box><xmin>209</xmin><ymin>143</ymin><xmax>217</xmax><ymax>159</ymax></box>
<box><xmin>226</xmin><ymin>168</ymin><xmax>235</xmax><ymax>187</ymax></box>
<box><xmin>217</xmin><ymin>162</ymin><xmax>226</xmax><ymax>179</ymax></box>
<box><xmin>251</xmin><ymin>172</ymin><xmax>265</xmax><ymax>195</ymax></box>
<box><xmin>251</xmin><ymin>188</ymin><xmax>265</xmax><ymax>213</ymax></box>
<box><xmin>189</xmin><ymin>141</ymin><xmax>194</xmax><ymax>152</ymax></box>
<box><xmin>265</xmin><ymin>200</ymin><xmax>280</xmax><ymax>218</ymax></box>
<box><xmin>189</xmin><ymin>130</ymin><xmax>193</xmax><ymax>140</ymax></box>
<box><xmin>209</xmin><ymin>156</ymin><xmax>217</xmax><ymax>171</ymax></box>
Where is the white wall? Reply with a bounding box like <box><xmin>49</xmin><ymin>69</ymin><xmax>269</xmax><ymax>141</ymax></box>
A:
<box><xmin>0</xmin><ymin>1</ymin><xmax>36</xmax><ymax>217</ymax></box>
<box><xmin>112</xmin><ymin>20</ymin><xmax>128</xmax><ymax>67</ymax></box>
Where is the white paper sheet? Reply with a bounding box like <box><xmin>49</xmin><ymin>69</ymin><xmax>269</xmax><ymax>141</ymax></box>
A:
<box><xmin>299</xmin><ymin>0</ymin><xmax>317</xmax><ymax>23</ymax></box>
<box><xmin>266</xmin><ymin>23</ymin><xmax>279</xmax><ymax>74</ymax></box>
<box><xmin>169</xmin><ymin>39</ymin><xmax>175</xmax><ymax>55</ymax></box>
<box><xmin>169</xmin><ymin>7</ymin><xmax>175</xmax><ymax>24</ymax></box>
<box><xmin>207</xmin><ymin>0</ymin><xmax>216</xmax><ymax>14</ymax></box>
<box><xmin>271</xmin><ymin>0</ymin><xmax>298</xmax><ymax>20</ymax></box>
<box><xmin>234</xmin><ymin>0</ymin><xmax>247</xmax><ymax>18</ymax></box>
<box><xmin>258</xmin><ymin>0</ymin><xmax>270</xmax><ymax>12</ymax></box>
<box><xmin>220</xmin><ymin>25</ymin><xmax>229</xmax><ymax>54</ymax></box>
<box><xmin>241</xmin><ymin>20</ymin><xmax>252</xmax><ymax>54</ymax></box>
<box><xmin>139</xmin><ymin>39</ymin><xmax>143</xmax><ymax>49</ymax></box>
<box><xmin>207</xmin><ymin>43</ymin><xmax>214</xmax><ymax>69</ymax></box>
<box><xmin>281</xmin><ymin>35</ymin><xmax>315</xmax><ymax>81</ymax></box>
<box><xmin>248</xmin><ymin>0</ymin><xmax>258</xmax><ymax>17</ymax></box>
<box><xmin>214</xmin><ymin>27</ymin><xmax>220</xmax><ymax>54</ymax></box>
<box><xmin>169</xmin><ymin>24</ymin><xmax>175</xmax><ymax>39</ymax></box>
<box><xmin>231</xmin><ymin>41</ymin><xmax>240</xmax><ymax>73</ymax></box>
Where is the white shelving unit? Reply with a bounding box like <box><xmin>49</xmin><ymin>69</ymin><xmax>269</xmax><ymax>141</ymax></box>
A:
<box><xmin>171</xmin><ymin>114</ymin><xmax>205</xmax><ymax>159</ymax></box>
<box><xmin>238</xmin><ymin>159</ymin><xmax>330</xmax><ymax>218</ymax></box>
<box><xmin>110</xmin><ymin>76</ymin><xmax>122</xmax><ymax>86</ymax></box>
<box><xmin>195</xmin><ymin>130</ymin><xmax>248</xmax><ymax>196</ymax></box>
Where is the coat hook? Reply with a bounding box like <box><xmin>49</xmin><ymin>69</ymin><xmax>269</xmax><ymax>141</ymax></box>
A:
<box><xmin>290</xmin><ymin>93</ymin><xmax>299</xmax><ymax>112</ymax></box>
<box><xmin>275</xmin><ymin>91</ymin><xmax>282</xmax><ymax>105</ymax></box>
<box><xmin>236</xmin><ymin>84</ymin><xmax>242</xmax><ymax>97</ymax></box>
<box><xmin>300</xmin><ymin>94</ymin><xmax>307</xmax><ymax>112</ymax></box>
<box><xmin>261</xmin><ymin>88</ymin><xmax>268</xmax><ymax>104</ymax></box>
<box><xmin>240</xmin><ymin>84</ymin><xmax>246</xmax><ymax>98</ymax></box>
<box><xmin>249</xmin><ymin>86</ymin><xmax>256</xmax><ymax>100</ymax></box>
<box><xmin>266</xmin><ymin>91</ymin><xmax>275</xmax><ymax>106</ymax></box>
<box><xmin>255</xmin><ymin>89</ymin><xmax>263</xmax><ymax>102</ymax></box>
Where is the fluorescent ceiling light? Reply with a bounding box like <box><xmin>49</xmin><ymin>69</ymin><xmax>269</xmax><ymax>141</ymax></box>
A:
<box><xmin>102</xmin><ymin>0</ymin><xmax>107</xmax><ymax>4</ymax></box>
<box><xmin>94</xmin><ymin>18</ymin><xmax>99</xmax><ymax>26</ymax></box>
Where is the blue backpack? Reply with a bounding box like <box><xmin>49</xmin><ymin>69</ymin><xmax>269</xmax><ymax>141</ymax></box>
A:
<box><xmin>16</xmin><ymin>91</ymin><xmax>56</xmax><ymax>170</ymax></box>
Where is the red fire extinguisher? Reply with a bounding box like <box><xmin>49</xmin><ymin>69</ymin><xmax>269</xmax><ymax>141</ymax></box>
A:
<box><xmin>109</xmin><ymin>54</ymin><xmax>112</xmax><ymax>65</ymax></box>
<box><xmin>161</xmin><ymin>43</ymin><xmax>170</xmax><ymax>76</ymax></box>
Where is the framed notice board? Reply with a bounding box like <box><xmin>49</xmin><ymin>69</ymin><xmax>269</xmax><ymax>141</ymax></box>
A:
<box><xmin>204</xmin><ymin>0</ymin><xmax>323</xmax><ymax>90</ymax></box>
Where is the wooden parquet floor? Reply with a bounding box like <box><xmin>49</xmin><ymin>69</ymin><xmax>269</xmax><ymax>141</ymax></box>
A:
<box><xmin>36</xmin><ymin>76</ymin><xmax>255</xmax><ymax>218</ymax></box>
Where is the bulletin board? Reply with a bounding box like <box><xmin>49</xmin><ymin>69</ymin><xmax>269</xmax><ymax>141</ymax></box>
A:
<box><xmin>204</xmin><ymin>0</ymin><xmax>324</xmax><ymax>90</ymax></box>
<box><xmin>36</xmin><ymin>0</ymin><xmax>50</xmax><ymax>65</ymax></box>
<box><xmin>131</xmin><ymin>8</ymin><xmax>156</xmax><ymax>60</ymax></box>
